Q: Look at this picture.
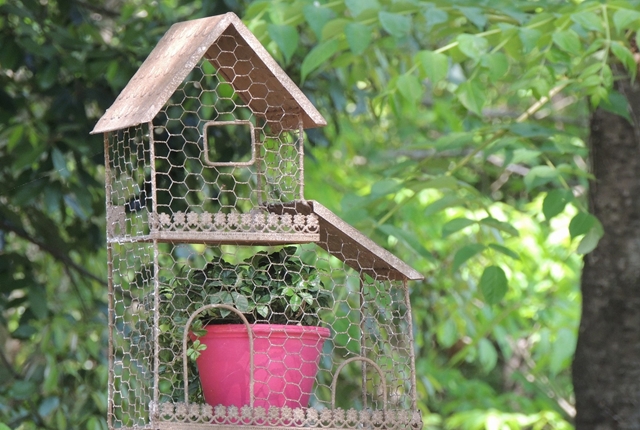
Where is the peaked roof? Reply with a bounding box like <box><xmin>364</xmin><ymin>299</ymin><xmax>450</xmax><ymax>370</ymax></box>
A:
<box><xmin>272</xmin><ymin>201</ymin><xmax>424</xmax><ymax>281</ymax></box>
<box><xmin>91</xmin><ymin>13</ymin><xmax>327</xmax><ymax>134</ymax></box>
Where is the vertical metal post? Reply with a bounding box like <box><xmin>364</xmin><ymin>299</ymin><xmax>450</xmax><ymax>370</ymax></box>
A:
<box><xmin>148</xmin><ymin>123</ymin><xmax>160</xmax><ymax>424</ymax></box>
<box><xmin>255</xmin><ymin>123</ymin><xmax>264</xmax><ymax>205</ymax></box>
<box><xmin>104</xmin><ymin>132</ymin><xmax>115</xmax><ymax>430</ymax></box>
<box><xmin>403</xmin><ymin>279</ymin><xmax>419</xmax><ymax>410</ymax></box>
<box><xmin>298</xmin><ymin>118</ymin><xmax>305</xmax><ymax>201</ymax></box>
<box><xmin>359</xmin><ymin>275</ymin><xmax>367</xmax><ymax>409</ymax></box>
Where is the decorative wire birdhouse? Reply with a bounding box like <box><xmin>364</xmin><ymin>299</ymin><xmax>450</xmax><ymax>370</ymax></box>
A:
<box><xmin>92</xmin><ymin>12</ymin><xmax>424</xmax><ymax>429</ymax></box>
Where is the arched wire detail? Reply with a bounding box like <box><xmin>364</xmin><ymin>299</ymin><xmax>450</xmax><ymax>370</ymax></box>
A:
<box><xmin>331</xmin><ymin>356</ymin><xmax>388</xmax><ymax>411</ymax></box>
<box><xmin>182</xmin><ymin>304</ymin><xmax>254</xmax><ymax>406</ymax></box>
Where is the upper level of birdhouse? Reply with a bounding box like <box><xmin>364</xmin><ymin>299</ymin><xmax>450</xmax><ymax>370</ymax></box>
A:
<box><xmin>93</xmin><ymin>13</ymin><xmax>328</xmax><ymax>245</ymax></box>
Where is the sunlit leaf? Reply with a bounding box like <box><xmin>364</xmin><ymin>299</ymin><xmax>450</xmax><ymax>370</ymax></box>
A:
<box><xmin>479</xmin><ymin>265</ymin><xmax>508</xmax><ymax>304</ymax></box>
<box><xmin>301</xmin><ymin>39</ymin><xmax>339</xmax><ymax>82</ymax></box>
<box><xmin>442</xmin><ymin>218</ymin><xmax>476</xmax><ymax>237</ymax></box>
<box><xmin>379</xmin><ymin>224</ymin><xmax>436</xmax><ymax>263</ymax></box>
<box><xmin>569</xmin><ymin>211</ymin><xmax>597</xmax><ymax>239</ymax></box>
<box><xmin>577</xmin><ymin>224</ymin><xmax>603</xmax><ymax>254</ymax></box>
<box><xmin>524</xmin><ymin>165</ymin><xmax>558</xmax><ymax>191</ymax></box>
<box><xmin>550</xmin><ymin>328</ymin><xmax>576</xmax><ymax>375</ymax></box>
<box><xmin>543</xmin><ymin>189</ymin><xmax>572</xmax><ymax>220</ymax></box>
<box><xmin>437</xmin><ymin>319</ymin><xmax>458</xmax><ymax>348</ymax></box>
<box><xmin>424</xmin><ymin>195</ymin><xmax>465</xmax><ymax>216</ymax></box>
<box><xmin>479</xmin><ymin>217</ymin><xmax>519</xmax><ymax>237</ymax></box>
<box><xmin>452</xmin><ymin>244</ymin><xmax>486</xmax><ymax>272</ymax></box>
<box><xmin>488</xmin><ymin>244</ymin><xmax>520</xmax><ymax>260</ymax></box>
<box><xmin>478</xmin><ymin>338</ymin><xmax>498</xmax><ymax>372</ymax></box>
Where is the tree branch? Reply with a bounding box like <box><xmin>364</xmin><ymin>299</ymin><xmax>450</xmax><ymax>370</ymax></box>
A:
<box><xmin>0</xmin><ymin>218</ymin><xmax>107</xmax><ymax>287</ymax></box>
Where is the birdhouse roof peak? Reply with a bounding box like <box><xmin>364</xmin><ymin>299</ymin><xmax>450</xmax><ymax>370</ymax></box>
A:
<box><xmin>91</xmin><ymin>12</ymin><xmax>326</xmax><ymax>134</ymax></box>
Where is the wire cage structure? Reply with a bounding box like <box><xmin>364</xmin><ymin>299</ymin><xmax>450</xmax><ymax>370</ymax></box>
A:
<box><xmin>92</xmin><ymin>13</ymin><xmax>424</xmax><ymax>430</ymax></box>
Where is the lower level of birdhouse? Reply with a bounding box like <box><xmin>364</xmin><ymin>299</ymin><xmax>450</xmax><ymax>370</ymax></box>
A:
<box><xmin>107</xmin><ymin>235</ymin><xmax>420</xmax><ymax>429</ymax></box>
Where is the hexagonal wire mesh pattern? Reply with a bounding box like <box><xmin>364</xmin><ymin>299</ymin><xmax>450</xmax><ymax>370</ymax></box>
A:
<box><xmin>94</xmin><ymin>13</ymin><xmax>423</xmax><ymax>429</ymax></box>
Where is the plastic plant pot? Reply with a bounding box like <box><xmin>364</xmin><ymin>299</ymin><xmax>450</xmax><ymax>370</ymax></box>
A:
<box><xmin>195</xmin><ymin>324</ymin><xmax>330</xmax><ymax>409</ymax></box>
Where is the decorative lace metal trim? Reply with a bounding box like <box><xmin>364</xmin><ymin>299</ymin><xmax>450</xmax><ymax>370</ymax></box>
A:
<box><xmin>156</xmin><ymin>403</ymin><xmax>422</xmax><ymax>428</ymax></box>
<box><xmin>149</xmin><ymin>211</ymin><xmax>319</xmax><ymax>234</ymax></box>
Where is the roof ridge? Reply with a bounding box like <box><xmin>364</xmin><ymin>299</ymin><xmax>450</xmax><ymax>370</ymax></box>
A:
<box><xmin>91</xmin><ymin>12</ymin><xmax>326</xmax><ymax>134</ymax></box>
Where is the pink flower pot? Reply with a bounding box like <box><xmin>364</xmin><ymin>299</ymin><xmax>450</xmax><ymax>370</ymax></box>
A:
<box><xmin>195</xmin><ymin>324</ymin><xmax>330</xmax><ymax>409</ymax></box>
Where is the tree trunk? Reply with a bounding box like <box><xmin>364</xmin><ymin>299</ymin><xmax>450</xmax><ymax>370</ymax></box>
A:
<box><xmin>573</xmin><ymin>73</ymin><xmax>640</xmax><ymax>429</ymax></box>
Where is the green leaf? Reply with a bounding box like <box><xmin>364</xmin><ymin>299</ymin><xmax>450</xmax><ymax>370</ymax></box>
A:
<box><xmin>303</xmin><ymin>4</ymin><xmax>335</xmax><ymax>39</ymax></box>
<box><xmin>233</xmin><ymin>293</ymin><xmax>250</xmax><ymax>312</ymax></box>
<box><xmin>542</xmin><ymin>189</ymin><xmax>572</xmax><ymax>220</ymax></box>
<box><xmin>488</xmin><ymin>244</ymin><xmax>520</xmax><ymax>260</ymax></box>
<box><xmin>51</xmin><ymin>148</ymin><xmax>70</xmax><ymax>178</ymax></box>
<box><xmin>379</xmin><ymin>11</ymin><xmax>411</xmax><ymax>37</ymax></box>
<box><xmin>346</xmin><ymin>0</ymin><xmax>379</xmax><ymax>17</ymax></box>
<box><xmin>524</xmin><ymin>165</ymin><xmax>558</xmax><ymax>191</ymax></box>
<box><xmin>601</xmin><ymin>90</ymin><xmax>631</xmax><ymax>122</ymax></box>
<box><xmin>29</xmin><ymin>285</ymin><xmax>48</xmax><ymax>319</ymax></box>
<box><xmin>345</xmin><ymin>22</ymin><xmax>372</xmax><ymax>55</ymax></box>
<box><xmin>479</xmin><ymin>217</ymin><xmax>519</xmax><ymax>237</ymax></box>
<box><xmin>457</xmin><ymin>34</ymin><xmax>489</xmax><ymax>60</ymax></box>
<box><xmin>396</xmin><ymin>73</ymin><xmax>423</xmax><ymax>104</ymax></box>
<box><xmin>519</xmin><ymin>27</ymin><xmax>542</xmax><ymax>53</ymax></box>
<box><xmin>571</xmin><ymin>10</ymin><xmax>604</xmax><ymax>32</ymax></box>
<box><xmin>38</xmin><ymin>396</ymin><xmax>60</xmax><ymax>417</ymax></box>
<box><xmin>577</xmin><ymin>224</ymin><xmax>603</xmax><ymax>254</ymax></box>
<box><xmin>509</xmin><ymin>122</ymin><xmax>556</xmax><ymax>138</ymax></box>
<box><xmin>482</xmin><ymin>53</ymin><xmax>509</xmax><ymax>82</ymax></box>
<box><xmin>457</xmin><ymin>80</ymin><xmax>486</xmax><ymax>115</ymax></box>
<box><xmin>378</xmin><ymin>224</ymin><xmax>436</xmax><ymax>263</ymax></box>
<box><xmin>301</xmin><ymin>39</ymin><xmax>339</xmax><ymax>82</ymax></box>
<box><xmin>414</xmin><ymin>50</ymin><xmax>448</xmax><ymax>83</ymax></box>
<box><xmin>423</xmin><ymin>6</ymin><xmax>448</xmax><ymax>31</ymax></box>
<box><xmin>289</xmin><ymin>293</ymin><xmax>302</xmax><ymax>312</ymax></box>
<box><xmin>268</xmin><ymin>24</ymin><xmax>299</xmax><ymax>64</ymax></box>
<box><xmin>613</xmin><ymin>8</ymin><xmax>640</xmax><ymax>33</ymax></box>
<box><xmin>478</xmin><ymin>338</ymin><xmax>498</xmax><ymax>372</ymax></box>
<box><xmin>418</xmin><ymin>176</ymin><xmax>459</xmax><ymax>190</ymax></box>
<box><xmin>569</xmin><ymin>211</ymin><xmax>597</xmax><ymax>239</ymax></box>
<box><xmin>424</xmin><ymin>195</ymin><xmax>465</xmax><ymax>216</ymax></box>
<box><xmin>452</xmin><ymin>244</ymin><xmax>486</xmax><ymax>272</ymax></box>
<box><xmin>437</xmin><ymin>319</ymin><xmax>458</xmax><ymax>348</ymax></box>
<box><xmin>0</xmin><ymin>425</ymin><xmax>10</xmax><ymax>430</ymax></box>
<box><xmin>552</xmin><ymin>29</ymin><xmax>581</xmax><ymax>54</ymax></box>
<box><xmin>550</xmin><ymin>328</ymin><xmax>576</xmax><ymax>375</ymax></box>
<box><xmin>458</xmin><ymin>6</ymin><xmax>487</xmax><ymax>29</ymax></box>
<box><xmin>611</xmin><ymin>42</ymin><xmax>637</xmax><ymax>80</ymax></box>
<box><xmin>370</xmin><ymin>178</ymin><xmax>401</xmax><ymax>197</ymax></box>
<box><xmin>479</xmin><ymin>265</ymin><xmax>508</xmax><ymax>304</ymax></box>
<box><xmin>442</xmin><ymin>218</ymin><xmax>476</xmax><ymax>237</ymax></box>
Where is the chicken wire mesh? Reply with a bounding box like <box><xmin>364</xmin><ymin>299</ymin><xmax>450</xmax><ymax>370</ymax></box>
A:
<box><xmin>97</xmin><ymin>13</ymin><xmax>422</xmax><ymax>430</ymax></box>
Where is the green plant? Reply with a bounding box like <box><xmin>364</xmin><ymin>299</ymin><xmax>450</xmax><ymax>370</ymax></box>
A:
<box><xmin>154</xmin><ymin>246</ymin><xmax>332</xmax><ymax>401</ymax></box>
